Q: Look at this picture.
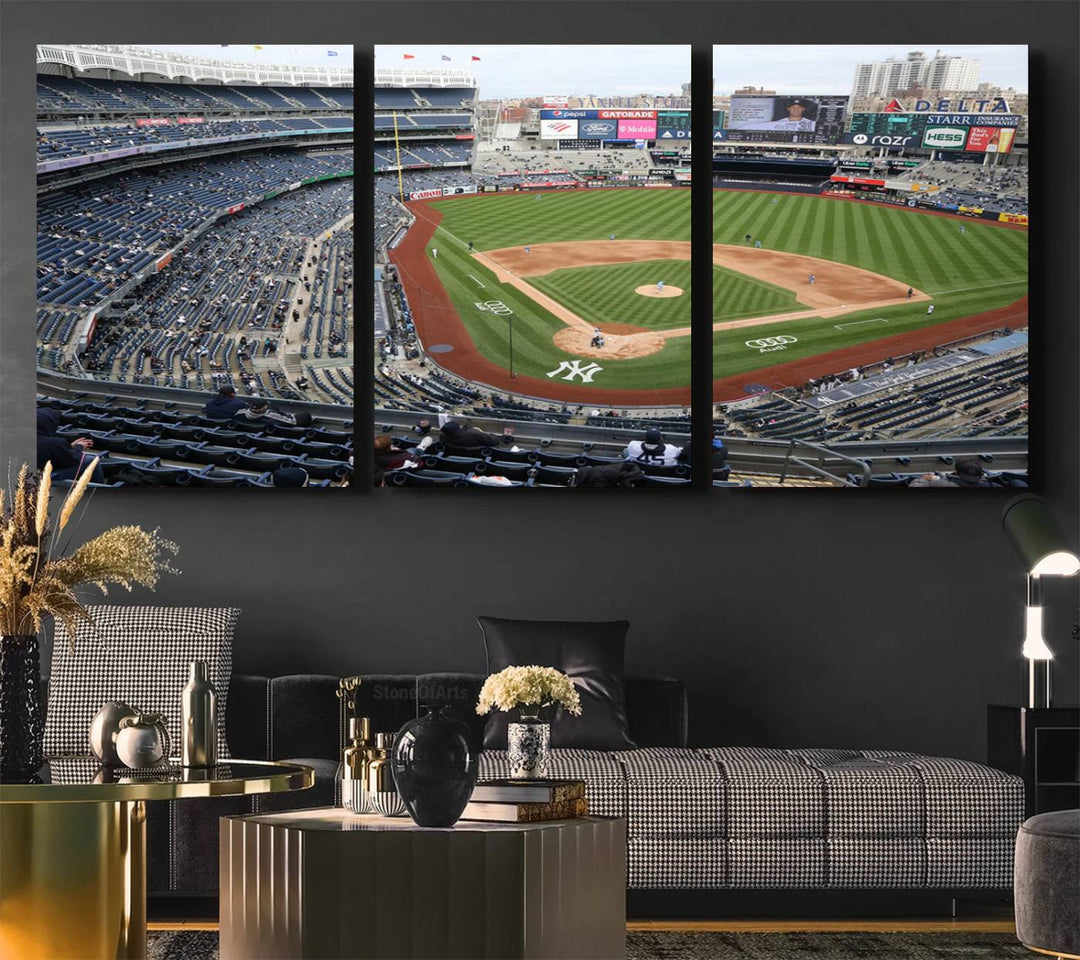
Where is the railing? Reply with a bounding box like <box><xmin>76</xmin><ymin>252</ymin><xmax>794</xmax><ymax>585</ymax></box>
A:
<box><xmin>778</xmin><ymin>439</ymin><xmax>871</xmax><ymax>487</ymax></box>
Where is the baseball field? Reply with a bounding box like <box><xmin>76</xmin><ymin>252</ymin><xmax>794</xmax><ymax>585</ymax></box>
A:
<box><xmin>391</xmin><ymin>188</ymin><xmax>694</xmax><ymax>405</ymax></box>
<box><xmin>389</xmin><ymin>186</ymin><xmax>1028</xmax><ymax>406</ymax></box>
<box><xmin>712</xmin><ymin>190</ymin><xmax>1029</xmax><ymax>400</ymax></box>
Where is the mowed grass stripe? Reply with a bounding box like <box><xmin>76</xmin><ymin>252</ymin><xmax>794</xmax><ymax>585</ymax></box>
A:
<box><xmin>711</xmin><ymin>190</ymin><xmax>1027</xmax><ymax>381</ymax></box>
<box><xmin>529</xmin><ymin>260</ymin><xmax>691</xmax><ymax>332</ymax></box>
<box><xmin>430</xmin><ymin>189</ymin><xmax>690</xmax><ymax>250</ymax></box>
<box><xmin>713</xmin><ymin>265</ymin><xmax>807</xmax><ymax>323</ymax></box>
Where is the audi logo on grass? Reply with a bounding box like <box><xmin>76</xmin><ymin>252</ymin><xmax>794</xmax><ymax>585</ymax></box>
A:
<box><xmin>745</xmin><ymin>335</ymin><xmax>798</xmax><ymax>353</ymax></box>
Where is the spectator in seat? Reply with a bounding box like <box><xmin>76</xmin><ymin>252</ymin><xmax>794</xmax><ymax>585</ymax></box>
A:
<box><xmin>239</xmin><ymin>399</ymin><xmax>313</xmax><ymax>428</ymax></box>
<box><xmin>574</xmin><ymin>461</ymin><xmax>645</xmax><ymax>487</ymax></box>
<box><xmin>439</xmin><ymin>419</ymin><xmax>512</xmax><ymax>451</ymax></box>
<box><xmin>624</xmin><ymin>426</ymin><xmax>684</xmax><ymax>467</ymax></box>
<box><xmin>710</xmin><ymin>433</ymin><xmax>730</xmax><ymax>482</ymax></box>
<box><xmin>374</xmin><ymin>432</ymin><xmax>433</xmax><ymax>472</ymax></box>
<box><xmin>36</xmin><ymin>408</ymin><xmax>105</xmax><ymax>484</ymax></box>
<box><xmin>203</xmin><ymin>385</ymin><xmax>248</xmax><ymax>420</ymax></box>
<box><xmin>948</xmin><ymin>459</ymin><xmax>993</xmax><ymax>488</ymax></box>
<box><xmin>271</xmin><ymin>467</ymin><xmax>309</xmax><ymax>488</ymax></box>
<box><xmin>910</xmin><ymin>472</ymin><xmax>954</xmax><ymax>488</ymax></box>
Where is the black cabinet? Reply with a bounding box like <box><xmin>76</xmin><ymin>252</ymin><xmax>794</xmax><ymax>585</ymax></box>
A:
<box><xmin>988</xmin><ymin>705</ymin><xmax>1080</xmax><ymax>818</ymax></box>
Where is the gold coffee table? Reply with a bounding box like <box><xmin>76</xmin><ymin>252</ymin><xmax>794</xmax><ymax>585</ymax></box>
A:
<box><xmin>0</xmin><ymin>756</ymin><xmax>313</xmax><ymax>960</ymax></box>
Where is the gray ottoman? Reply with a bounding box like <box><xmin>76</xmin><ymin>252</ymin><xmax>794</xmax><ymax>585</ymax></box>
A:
<box><xmin>1015</xmin><ymin>810</ymin><xmax>1080</xmax><ymax>959</ymax></box>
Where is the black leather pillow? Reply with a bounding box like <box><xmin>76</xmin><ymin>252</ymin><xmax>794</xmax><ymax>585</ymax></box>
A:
<box><xmin>478</xmin><ymin>617</ymin><xmax>636</xmax><ymax>751</ymax></box>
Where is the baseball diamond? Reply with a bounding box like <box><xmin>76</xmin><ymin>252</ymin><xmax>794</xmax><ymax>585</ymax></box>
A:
<box><xmin>712</xmin><ymin>190</ymin><xmax>1028</xmax><ymax>400</ymax></box>
<box><xmin>391</xmin><ymin>189</ymin><xmax>693</xmax><ymax>404</ymax></box>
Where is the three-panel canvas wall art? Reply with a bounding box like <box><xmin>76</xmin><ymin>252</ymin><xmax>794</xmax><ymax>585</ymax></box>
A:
<box><xmin>33</xmin><ymin>43</ymin><xmax>1028</xmax><ymax>490</ymax></box>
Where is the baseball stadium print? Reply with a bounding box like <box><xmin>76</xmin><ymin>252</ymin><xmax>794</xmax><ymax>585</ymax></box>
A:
<box><xmin>375</xmin><ymin>45</ymin><xmax>693</xmax><ymax>489</ymax></box>
<box><xmin>712</xmin><ymin>45</ymin><xmax>1028</xmax><ymax>489</ymax></box>
<box><xmin>35</xmin><ymin>44</ymin><xmax>355</xmax><ymax>489</ymax></box>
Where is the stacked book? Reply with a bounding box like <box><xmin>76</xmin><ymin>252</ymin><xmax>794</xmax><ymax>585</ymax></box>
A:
<box><xmin>460</xmin><ymin>779</ymin><xmax>588</xmax><ymax>822</ymax></box>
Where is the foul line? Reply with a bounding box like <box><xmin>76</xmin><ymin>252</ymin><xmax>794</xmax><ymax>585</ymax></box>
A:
<box><xmin>834</xmin><ymin>318</ymin><xmax>889</xmax><ymax>331</ymax></box>
<box><xmin>466</xmin><ymin>275</ymin><xmax>485</xmax><ymax>288</ymax></box>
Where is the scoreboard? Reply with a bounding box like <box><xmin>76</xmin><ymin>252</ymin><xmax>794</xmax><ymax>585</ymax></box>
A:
<box><xmin>847</xmin><ymin>113</ymin><xmax>1021</xmax><ymax>153</ymax></box>
<box><xmin>722</xmin><ymin>94</ymin><xmax>848</xmax><ymax>145</ymax></box>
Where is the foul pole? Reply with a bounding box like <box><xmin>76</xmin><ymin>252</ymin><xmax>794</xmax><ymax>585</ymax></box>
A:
<box><xmin>392</xmin><ymin>111</ymin><xmax>404</xmax><ymax>203</ymax></box>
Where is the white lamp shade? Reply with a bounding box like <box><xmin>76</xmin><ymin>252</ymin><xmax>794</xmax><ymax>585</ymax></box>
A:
<box><xmin>1031</xmin><ymin>550</ymin><xmax>1080</xmax><ymax>577</ymax></box>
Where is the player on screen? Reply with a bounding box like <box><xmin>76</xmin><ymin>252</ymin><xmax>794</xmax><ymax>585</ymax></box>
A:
<box><xmin>739</xmin><ymin>98</ymin><xmax>816</xmax><ymax>132</ymax></box>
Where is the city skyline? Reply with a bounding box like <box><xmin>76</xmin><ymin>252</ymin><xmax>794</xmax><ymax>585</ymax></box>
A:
<box><xmin>713</xmin><ymin>45</ymin><xmax>1027</xmax><ymax>96</ymax></box>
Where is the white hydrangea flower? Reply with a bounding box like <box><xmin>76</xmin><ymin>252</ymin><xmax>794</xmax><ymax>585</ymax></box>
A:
<box><xmin>476</xmin><ymin>665</ymin><xmax>583</xmax><ymax>717</ymax></box>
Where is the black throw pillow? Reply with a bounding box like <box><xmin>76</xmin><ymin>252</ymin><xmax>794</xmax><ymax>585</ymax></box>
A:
<box><xmin>478</xmin><ymin>617</ymin><xmax>636</xmax><ymax>751</ymax></box>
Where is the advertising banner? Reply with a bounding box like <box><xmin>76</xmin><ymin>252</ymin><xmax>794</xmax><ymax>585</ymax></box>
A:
<box><xmin>407</xmin><ymin>188</ymin><xmax>442</xmax><ymax>201</ymax></box>
<box><xmin>442</xmin><ymin>185</ymin><xmax>478</xmax><ymax>196</ymax></box>
<box><xmin>135</xmin><ymin>117</ymin><xmax>171</xmax><ymax>127</ymax></box>
<box><xmin>657</xmin><ymin>127</ymin><xmax>691</xmax><ymax>140</ymax></box>
<box><xmin>176</xmin><ymin>116</ymin><xmax>205</xmax><ymax>124</ymax></box>
<box><xmin>577</xmin><ymin>119</ymin><xmax>618</xmax><ymax>139</ymax></box>
<box><xmin>455</xmin><ymin>133</ymin><xmax>475</xmax><ymax>140</ymax></box>
<box><xmin>830</xmin><ymin>175</ymin><xmax>887</xmax><ymax>187</ymax></box>
<box><xmin>539</xmin><ymin>109</ymin><xmax>589</xmax><ymax>120</ymax></box>
<box><xmin>540</xmin><ymin>118</ymin><xmax>578</xmax><ymax>139</ymax></box>
<box><xmin>617</xmin><ymin>118</ymin><xmax>657</xmax><ymax>138</ymax></box>
<box><xmin>479</xmin><ymin>185</ymin><xmax>500</xmax><ymax>193</ymax></box>
<box><xmin>958</xmin><ymin>205</ymin><xmax>984</xmax><ymax>214</ymax></box>
<box><xmin>597</xmin><ymin>109</ymin><xmax>656</xmax><ymax>119</ymax></box>
<box><xmin>966</xmin><ymin>126</ymin><xmax>1016</xmax><ymax>154</ymax></box>
<box><xmin>922</xmin><ymin>126</ymin><xmax>968</xmax><ymax>150</ymax></box>
<box><xmin>844</xmin><ymin>131</ymin><xmax>919</xmax><ymax>148</ymax></box>
<box><xmin>999</xmin><ymin>212</ymin><xmax>1028</xmax><ymax>224</ymax></box>
<box><xmin>154</xmin><ymin>252</ymin><xmax>173</xmax><ymax>271</ymax></box>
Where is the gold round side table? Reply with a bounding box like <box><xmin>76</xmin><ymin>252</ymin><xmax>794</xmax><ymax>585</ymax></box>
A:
<box><xmin>0</xmin><ymin>756</ymin><xmax>313</xmax><ymax>960</ymax></box>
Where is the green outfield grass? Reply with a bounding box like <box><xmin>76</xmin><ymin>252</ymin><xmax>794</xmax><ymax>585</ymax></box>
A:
<box><xmin>529</xmin><ymin>260</ymin><xmax>691</xmax><ymax>332</ymax></box>
<box><xmin>712</xmin><ymin>190</ymin><xmax>1028</xmax><ymax>379</ymax></box>
<box><xmin>417</xmin><ymin>189</ymin><xmax>691</xmax><ymax>392</ymax></box>
<box><xmin>424</xmin><ymin>220</ymin><xmax>690</xmax><ymax>389</ymax></box>
<box><xmin>428</xmin><ymin>188</ymin><xmax>690</xmax><ymax>248</ymax></box>
<box><xmin>713</xmin><ymin>264</ymin><xmax>808</xmax><ymax>323</ymax></box>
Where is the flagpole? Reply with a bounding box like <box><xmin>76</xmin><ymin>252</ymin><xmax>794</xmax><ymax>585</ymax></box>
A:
<box><xmin>392</xmin><ymin>111</ymin><xmax>404</xmax><ymax>203</ymax></box>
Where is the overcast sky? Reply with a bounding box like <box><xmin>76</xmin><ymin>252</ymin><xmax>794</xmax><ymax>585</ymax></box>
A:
<box><xmin>144</xmin><ymin>45</ymin><xmax>352</xmax><ymax>68</ymax></box>
<box><xmin>713</xmin><ymin>45</ymin><xmax>1028</xmax><ymax>95</ymax></box>
<box><xmin>375</xmin><ymin>45</ymin><xmax>690</xmax><ymax>99</ymax></box>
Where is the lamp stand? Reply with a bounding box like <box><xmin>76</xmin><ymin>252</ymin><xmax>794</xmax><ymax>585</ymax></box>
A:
<box><xmin>1028</xmin><ymin>658</ymin><xmax>1051</xmax><ymax>709</ymax></box>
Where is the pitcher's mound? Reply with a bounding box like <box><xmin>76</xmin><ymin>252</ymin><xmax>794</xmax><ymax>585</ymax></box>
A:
<box><xmin>636</xmin><ymin>284</ymin><xmax>683</xmax><ymax>298</ymax></box>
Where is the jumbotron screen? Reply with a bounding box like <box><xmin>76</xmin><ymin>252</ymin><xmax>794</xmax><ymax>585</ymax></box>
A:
<box><xmin>725</xmin><ymin>94</ymin><xmax>848</xmax><ymax>144</ymax></box>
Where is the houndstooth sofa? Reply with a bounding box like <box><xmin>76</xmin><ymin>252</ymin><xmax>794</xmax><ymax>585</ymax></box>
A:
<box><xmin>142</xmin><ymin>672</ymin><xmax>1023</xmax><ymax>912</ymax></box>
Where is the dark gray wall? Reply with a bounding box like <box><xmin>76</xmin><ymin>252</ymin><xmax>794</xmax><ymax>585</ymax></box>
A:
<box><xmin>2</xmin><ymin>2</ymin><xmax>1077</xmax><ymax>764</ymax></box>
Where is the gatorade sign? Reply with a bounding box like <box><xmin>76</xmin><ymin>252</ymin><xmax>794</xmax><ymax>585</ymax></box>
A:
<box><xmin>922</xmin><ymin>127</ymin><xmax>968</xmax><ymax>150</ymax></box>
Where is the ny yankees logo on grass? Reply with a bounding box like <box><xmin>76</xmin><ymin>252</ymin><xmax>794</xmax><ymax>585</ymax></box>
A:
<box><xmin>546</xmin><ymin>360</ymin><xmax>603</xmax><ymax>383</ymax></box>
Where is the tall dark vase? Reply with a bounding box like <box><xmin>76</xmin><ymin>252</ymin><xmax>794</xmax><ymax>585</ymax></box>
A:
<box><xmin>391</xmin><ymin>705</ymin><xmax>477</xmax><ymax>827</ymax></box>
<box><xmin>0</xmin><ymin>635</ymin><xmax>46</xmax><ymax>781</ymax></box>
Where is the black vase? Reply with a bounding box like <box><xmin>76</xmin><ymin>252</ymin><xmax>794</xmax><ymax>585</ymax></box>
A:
<box><xmin>391</xmin><ymin>705</ymin><xmax>477</xmax><ymax>827</ymax></box>
<box><xmin>0</xmin><ymin>635</ymin><xmax>46</xmax><ymax>781</ymax></box>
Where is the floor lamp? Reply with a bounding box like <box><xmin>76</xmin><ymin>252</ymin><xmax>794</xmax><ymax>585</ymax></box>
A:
<box><xmin>1002</xmin><ymin>494</ymin><xmax>1080</xmax><ymax>708</ymax></box>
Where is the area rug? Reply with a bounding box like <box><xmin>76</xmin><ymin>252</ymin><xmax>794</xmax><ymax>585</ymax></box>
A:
<box><xmin>149</xmin><ymin>929</ymin><xmax>1031</xmax><ymax>958</ymax></box>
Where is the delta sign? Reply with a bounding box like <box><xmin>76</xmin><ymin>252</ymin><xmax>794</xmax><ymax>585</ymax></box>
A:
<box><xmin>883</xmin><ymin>97</ymin><xmax>1012</xmax><ymax>113</ymax></box>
